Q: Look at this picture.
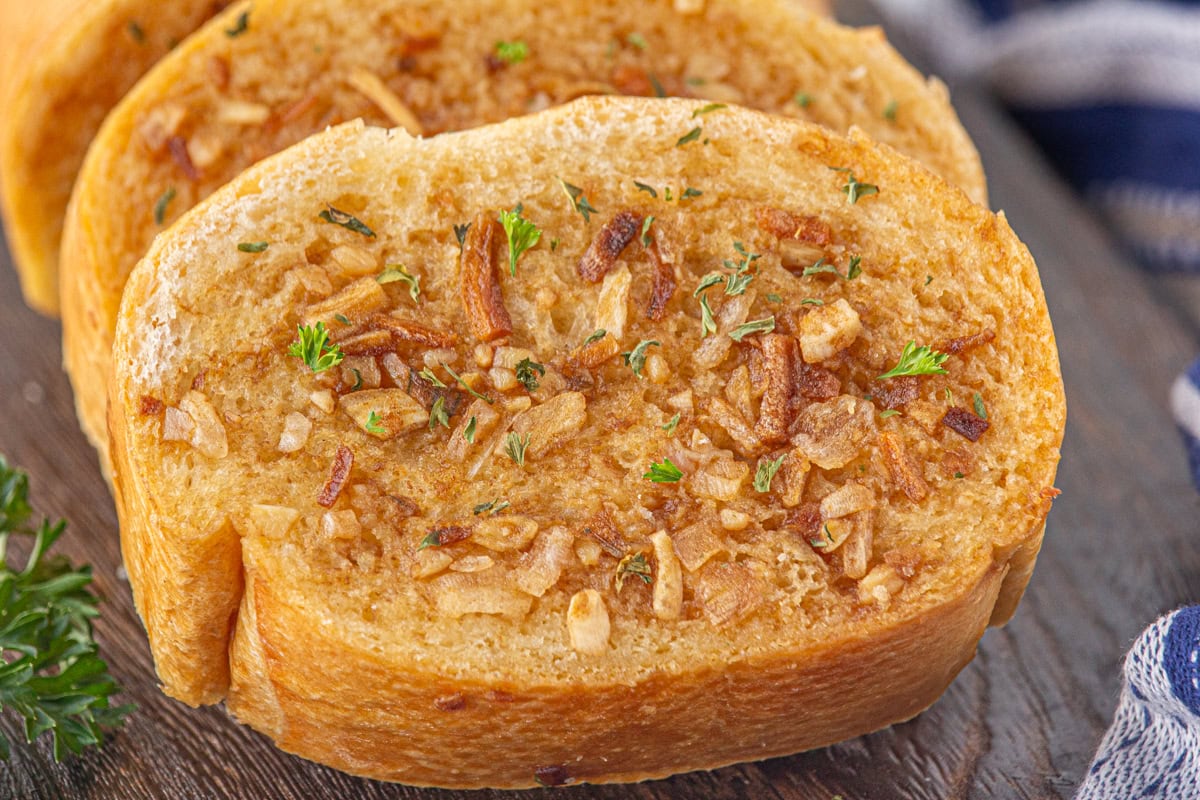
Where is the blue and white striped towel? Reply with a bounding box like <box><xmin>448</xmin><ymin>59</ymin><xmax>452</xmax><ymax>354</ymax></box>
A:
<box><xmin>867</xmin><ymin>2</ymin><xmax>1200</xmax><ymax>796</ymax></box>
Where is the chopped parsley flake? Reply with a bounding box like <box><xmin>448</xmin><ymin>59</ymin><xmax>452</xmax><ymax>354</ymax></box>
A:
<box><xmin>832</xmin><ymin>169</ymin><xmax>879</xmax><ymax>204</ymax></box>
<box><xmin>473</xmin><ymin>498</ymin><xmax>511</xmax><ymax>516</ymax></box>
<box><xmin>699</xmin><ymin>294</ymin><xmax>717</xmax><ymax>338</ymax></box>
<box><xmin>692</xmin><ymin>103</ymin><xmax>727</xmax><ymax>118</ymax></box>
<box><xmin>729</xmin><ymin>316</ymin><xmax>776</xmax><ymax>342</ymax></box>
<box><xmin>640</xmin><ymin>215</ymin><xmax>655</xmax><ymax>247</ymax></box>
<box><xmin>753</xmin><ymin>454</ymin><xmax>786</xmax><ymax>493</ymax></box>
<box><xmin>428</xmin><ymin>396</ymin><xmax>450</xmax><ymax>430</ymax></box>
<box><xmin>348</xmin><ymin>368</ymin><xmax>363</xmax><ymax>392</ymax></box>
<box><xmin>494</xmin><ymin>40</ymin><xmax>528</xmax><ymax>64</ymax></box>
<box><xmin>800</xmin><ymin>298</ymin><xmax>824</xmax><ymax>306</ymax></box>
<box><xmin>676</xmin><ymin>126</ymin><xmax>702</xmax><ymax>147</ymax></box>
<box><xmin>237</xmin><ymin>241</ymin><xmax>268</xmax><ymax>253</ymax></box>
<box><xmin>287</xmin><ymin>322</ymin><xmax>343</xmax><ymax>373</ymax></box>
<box><xmin>463</xmin><ymin>416</ymin><xmax>478</xmax><ymax>443</ymax></box>
<box><xmin>643</xmin><ymin>457</ymin><xmax>683</xmax><ymax>483</ymax></box>
<box><xmin>622</xmin><ymin>340</ymin><xmax>661</xmax><ymax>378</ymax></box>
<box><xmin>454</xmin><ymin>222</ymin><xmax>471</xmax><ymax>248</ymax></box>
<box><xmin>973</xmin><ymin>392</ymin><xmax>988</xmax><ymax>420</ymax></box>
<box><xmin>803</xmin><ymin>256</ymin><xmax>861</xmax><ymax>280</ymax></box>
<box><xmin>794</xmin><ymin>91</ymin><xmax>812</xmax><ymax>107</ymax></box>
<box><xmin>377</xmin><ymin>264</ymin><xmax>420</xmax><ymax>302</ymax></box>
<box><xmin>766</xmin><ymin>293</ymin><xmax>783</xmax><ymax>303</ymax></box>
<box><xmin>225</xmin><ymin>10</ymin><xmax>249</xmax><ymax>37</ymax></box>
<box><xmin>557</xmin><ymin>178</ymin><xmax>597</xmax><ymax>222</ymax></box>
<box><xmin>884</xmin><ymin>99</ymin><xmax>898</xmax><ymax>121</ymax></box>
<box><xmin>442</xmin><ymin>362</ymin><xmax>494</xmax><ymax>404</ymax></box>
<box><xmin>681</xmin><ymin>187</ymin><xmax>703</xmax><ymax>200</ymax></box>
<box><xmin>634</xmin><ymin>181</ymin><xmax>658</xmax><ymax>198</ymax></box>
<box><xmin>418</xmin><ymin>367</ymin><xmax>447</xmax><ymax>388</ymax></box>
<box><xmin>153</xmin><ymin>186</ymin><xmax>176</xmax><ymax>226</ymax></box>
<box><xmin>877</xmin><ymin>341</ymin><xmax>950</xmax><ymax>380</ymax></box>
<box><xmin>584</xmin><ymin>329</ymin><xmax>607</xmax><ymax>346</ymax></box>
<box><xmin>334</xmin><ymin>313</ymin><xmax>351</xmax><ymax>325</ymax></box>
<box><xmin>663</xmin><ymin>413</ymin><xmax>681</xmax><ymax>436</ymax></box>
<box><xmin>505</xmin><ymin>432</ymin><xmax>530</xmax><ymax>466</ymax></box>
<box><xmin>498</xmin><ymin>204</ymin><xmax>541</xmax><ymax>276</ymax></box>
<box><xmin>616</xmin><ymin>552</ymin><xmax>653</xmax><ymax>590</ymax></box>
<box><xmin>879</xmin><ymin>409</ymin><xmax>901</xmax><ymax>419</ymax></box>
<box><xmin>626</xmin><ymin>32</ymin><xmax>647</xmax><ymax>50</ymax></box>
<box><xmin>515</xmin><ymin>358</ymin><xmax>545</xmax><ymax>392</ymax></box>
<box><xmin>319</xmin><ymin>205</ymin><xmax>375</xmax><ymax>237</ymax></box>
<box><xmin>722</xmin><ymin>242</ymin><xmax>762</xmax><ymax>295</ymax></box>
<box><xmin>365</xmin><ymin>411</ymin><xmax>385</xmax><ymax>434</ymax></box>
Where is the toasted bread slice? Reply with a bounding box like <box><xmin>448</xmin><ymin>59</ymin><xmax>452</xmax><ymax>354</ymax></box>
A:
<box><xmin>64</xmin><ymin>0</ymin><xmax>984</xmax><ymax>470</ymax></box>
<box><xmin>0</xmin><ymin>0</ymin><xmax>230</xmax><ymax>315</ymax></box>
<box><xmin>110</xmin><ymin>97</ymin><xmax>1063</xmax><ymax>787</ymax></box>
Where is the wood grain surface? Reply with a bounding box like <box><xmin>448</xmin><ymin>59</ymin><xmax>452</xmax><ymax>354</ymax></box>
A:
<box><xmin>3</xmin><ymin>11</ymin><xmax>1200</xmax><ymax>800</ymax></box>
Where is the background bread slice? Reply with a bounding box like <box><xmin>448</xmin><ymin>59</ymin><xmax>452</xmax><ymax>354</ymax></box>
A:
<box><xmin>110</xmin><ymin>97</ymin><xmax>1063</xmax><ymax>787</ymax></box>
<box><xmin>63</xmin><ymin>0</ymin><xmax>986</xmax><ymax>471</ymax></box>
<box><xmin>0</xmin><ymin>0</ymin><xmax>230</xmax><ymax>315</ymax></box>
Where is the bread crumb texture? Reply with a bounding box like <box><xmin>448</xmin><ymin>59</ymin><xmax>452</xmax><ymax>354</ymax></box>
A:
<box><xmin>112</xmin><ymin>98</ymin><xmax>1062</xmax><ymax>787</ymax></box>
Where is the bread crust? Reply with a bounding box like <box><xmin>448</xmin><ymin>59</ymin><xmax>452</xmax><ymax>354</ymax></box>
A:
<box><xmin>64</xmin><ymin>0</ymin><xmax>986</xmax><ymax>466</ymax></box>
<box><xmin>110</xmin><ymin>99</ymin><xmax>1063</xmax><ymax>786</ymax></box>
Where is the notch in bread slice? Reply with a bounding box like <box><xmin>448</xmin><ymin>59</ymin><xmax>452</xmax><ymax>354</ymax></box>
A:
<box><xmin>63</xmin><ymin>0</ymin><xmax>983</xmax><ymax>472</ymax></box>
<box><xmin>110</xmin><ymin>97</ymin><xmax>1062</xmax><ymax>788</ymax></box>
<box><xmin>0</xmin><ymin>0</ymin><xmax>231</xmax><ymax>315</ymax></box>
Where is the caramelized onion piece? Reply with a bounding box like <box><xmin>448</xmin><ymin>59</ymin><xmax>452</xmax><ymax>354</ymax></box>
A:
<box><xmin>460</xmin><ymin>213</ymin><xmax>513</xmax><ymax>342</ymax></box>
<box><xmin>577</xmin><ymin>211</ymin><xmax>642</xmax><ymax>282</ymax></box>
<box><xmin>644</xmin><ymin>239</ymin><xmax>677</xmax><ymax>321</ymax></box>
<box><xmin>754</xmin><ymin>334</ymin><xmax>797</xmax><ymax>446</ymax></box>
<box><xmin>940</xmin><ymin>328</ymin><xmax>996</xmax><ymax>355</ymax></box>
<box><xmin>942</xmin><ymin>407</ymin><xmax>990</xmax><ymax>442</ymax></box>
<box><xmin>754</xmin><ymin>206</ymin><xmax>833</xmax><ymax>245</ymax></box>
<box><xmin>317</xmin><ymin>445</ymin><xmax>354</xmax><ymax>508</ymax></box>
<box><xmin>369</xmin><ymin>314</ymin><xmax>459</xmax><ymax>349</ymax></box>
<box><xmin>880</xmin><ymin>432</ymin><xmax>929</xmax><ymax>501</ymax></box>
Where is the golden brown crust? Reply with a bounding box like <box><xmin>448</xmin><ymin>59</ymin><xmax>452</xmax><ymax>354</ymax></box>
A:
<box><xmin>110</xmin><ymin>99</ymin><xmax>1062</xmax><ymax>785</ymax></box>
<box><xmin>63</xmin><ymin>0</ymin><xmax>986</xmax><ymax>466</ymax></box>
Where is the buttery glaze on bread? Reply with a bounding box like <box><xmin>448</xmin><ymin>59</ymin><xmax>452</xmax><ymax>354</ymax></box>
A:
<box><xmin>0</xmin><ymin>0</ymin><xmax>229</xmax><ymax>315</ymax></box>
<box><xmin>63</xmin><ymin>0</ymin><xmax>984</xmax><ymax>469</ymax></box>
<box><xmin>110</xmin><ymin>98</ymin><xmax>1063</xmax><ymax>788</ymax></box>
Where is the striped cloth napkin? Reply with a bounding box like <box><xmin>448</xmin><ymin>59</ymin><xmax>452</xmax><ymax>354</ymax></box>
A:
<box><xmin>866</xmin><ymin>2</ymin><xmax>1200</xmax><ymax>797</ymax></box>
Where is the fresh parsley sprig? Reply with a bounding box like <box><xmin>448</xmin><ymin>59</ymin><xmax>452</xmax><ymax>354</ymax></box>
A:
<box><xmin>877</xmin><ymin>341</ymin><xmax>949</xmax><ymax>379</ymax></box>
<box><xmin>287</xmin><ymin>322</ymin><xmax>344</xmax><ymax>373</ymax></box>
<box><xmin>643</xmin><ymin>458</ymin><xmax>683</xmax><ymax>483</ymax></box>
<box><xmin>0</xmin><ymin>457</ymin><xmax>133</xmax><ymax>762</ymax></box>
<box><xmin>498</xmin><ymin>204</ymin><xmax>541</xmax><ymax>276</ymax></box>
<box><xmin>753</xmin><ymin>454</ymin><xmax>786</xmax><ymax>493</ymax></box>
<box><xmin>557</xmin><ymin>178</ymin><xmax>597</xmax><ymax>222</ymax></box>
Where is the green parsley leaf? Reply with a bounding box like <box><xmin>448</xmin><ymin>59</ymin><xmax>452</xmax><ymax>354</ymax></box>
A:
<box><xmin>505</xmin><ymin>432</ymin><xmax>530</xmax><ymax>466</ymax></box>
<box><xmin>583</xmin><ymin>329</ymin><xmax>607</xmax><ymax>346</ymax></box>
<box><xmin>648</xmin><ymin>73</ymin><xmax>666</xmax><ymax>97</ymax></box>
<box><xmin>237</xmin><ymin>241</ymin><xmax>269</xmax><ymax>253</ymax></box>
<box><xmin>803</xmin><ymin>256</ymin><xmax>861</xmax><ymax>281</ymax></box>
<box><xmin>640</xmin><ymin>215</ymin><xmax>655</xmax><ymax>247</ymax></box>
<box><xmin>662</xmin><ymin>413</ymin><xmax>681</xmax><ymax>436</ymax></box>
<box><xmin>836</xmin><ymin>170</ymin><xmax>879</xmax><ymax>204</ymax></box>
<box><xmin>693</xmin><ymin>272</ymin><xmax>725</xmax><ymax>296</ymax></box>
<box><xmin>557</xmin><ymin>178</ymin><xmax>597</xmax><ymax>222</ymax></box>
<box><xmin>680</xmin><ymin>187</ymin><xmax>703</xmax><ymax>200</ymax></box>
<box><xmin>319</xmin><ymin>205</ymin><xmax>375</xmax><ymax>237</ymax></box>
<box><xmin>463</xmin><ymin>416</ymin><xmax>478</xmax><ymax>443</ymax></box>
<box><xmin>377</xmin><ymin>264</ymin><xmax>420</xmax><ymax>302</ymax></box>
<box><xmin>925</xmin><ymin>274</ymin><xmax>934</xmax><ymax>286</ymax></box>
<box><xmin>495</xmin><ymin>40</ymin><xmax>528</xmax><ymax>64</ymax></box>
<box><xmin>811</xmin><ymin>524</ymin><xmax>835</xmax><ymax>549</ymax></box>
<box><xmin>847</xmin><ymin>255</ymin><xmax>863</xmax><ymax>280</ymax></box>
<box><xmin>615</xmin><ymin>552</ymin><xmax>653</xmax><ymax>591</ymax></box>
<box><xmin>643</xmin><ymin>457</ymin><xmax>683</xmax><ymax>483</ymax></box>
<box><xmin>334</xmin><ymin>313</ymin><xmax>351</xmax><ymax>326</ymax></box>
<box><xmin>794</xmin><ymin>91</ymin><xmax>812</xmax><ymax>107</ymax></box>
<box><xmin>883</xmin><ymin>99</ymin><xmax>898</xmax><ymax>121</ymax></box>
<box><xmin>722</xmin><ymin>242</ymin><xmax>761</xmax><ymax>295</ymax></box>
<box><xmin>428</xmin><ymin>396</ymin><xmax>450</xmax><ymax>430</ymax></box>
<box><xmin>729</xmin><ymin>316</ymin><xmax>776</xmax><ymax>342</ymax></box>
<box><xmin>287</xmin><ymin>322</ymin><xmax>344</xmax><ymax>373</ymax></box>
<box><xmin>634</xmin><ymin>181</ymin><xmax>658</xmax><ymax>199</ymax></box>
<box><xmin>0</xmin><ymin>457</ymin><xmax>134</xmax><ymax>762</ymax></box>
<box><xmin>418</xmin><ymin>529</ymin><xmax>460</xmax><ymax>550</ymax></box>
<box><xmin>879</xmin><ymin>409</ymin><xmax>900</xmax><ymax>419</ymax></box>
<box><xmin>515</xmin><ymin>358</ymin><xmax>545</xmax><ymax>392</ymax></box>
<box><xmin>973</xmin><ymin>392</ymin><xmax>988</xmax><ymax>420</ymax></box>
<box><xmin>699</xmin><ymin>294</ymin><xmax>717</xmax><ymax>338</ymax></box>
<box><xmin>498</xmin><ymin>204</ymin><xmax>541</xmax><ymax>276</ymax></box>
<box><xmin>664</xmin><ymin>187</ymin><xmax>673</xmax><ymax>202</ymax></box>
<box><xmin>692</xmin><ymin>103</ymin><xmax>727</xmax><ymax>118</ymax></box>
<box><xmin>766</xmin><ymin>293</ymin><xmax>783</xmax><ymax>303</ymax></box>
<box><xmin>365</xmin><ymin>410</ymin><xmax>385</xmax><ymax>434</ymax></box>
<box><xmin>454</xmin><ymin>222</ymin><xmax>471</xmax><ymax>248</ymax></box>
<box><xmin>473</xmin><ymin>498</ymin><xmax>511</xmax><ymax>516</ymax></box>
<box><xmin>441</xmin><ymin>362</ymin><xmax>494</xmax><ymax>404</ymax></box>
<box><xmin>800</xmin><ymin>298</ymin><xmax>824</xmax><ymax>306</ymax></box>
<box><xmin>621</xmin><ymin>340</ymin><xmax>661</xmax><ymax>378</ymax></box>
<box><xmin>753</xmin><ymin>454</ymin><xmax>786</xmax><ymax>493</ymax></box>
<box><xmin>676</xmin><ymin>126</ymin><xmax>702</xmax><ymax>147</ymax></box>
<box><xmin>225</xmin><ymin>10</ymin><xmax>249</xmax><ymax>37</ymax></box>
<box><xmin>153</xmin><ymin>186</ymin><xmax>176</xmax><ymax>226</ymax></box>
<box><xmin>418</xmin><ymin>367</ymin><xmax>447</xmax><ymax>388</ymax></box>
<box><xmin>877</xmin><ymin>341</ymin><xmax>949</xmax><ymax>380</ymax></box>
<box><xmin>348</xmin><ymin>368</ymin><xmax>363</xmax><ymax>392</ymax></box>
<box><xmin>954</xmin><ymin>471</ymin><xmax>965</xmax><ymax>479</ymax></box>
<box><xmin>626</xmin><ymin>32</ymin><xmax>647</xmax><ymax>50</ymax></box>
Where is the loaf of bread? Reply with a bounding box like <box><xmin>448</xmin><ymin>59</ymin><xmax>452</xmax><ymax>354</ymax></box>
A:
<box><xmin>0</xmin><ymin>0</ymin><xmax>229</xmax><ymax>315</ymax></box>
<box><xmin>63</xmin><ymin>0</ymin><xmax>985</xmax><ymax>469</ymax></box>
<box><xmin>110</xmin><ymin>96</ymin><xmax>1064</xmax><ymax>787</ymax></box>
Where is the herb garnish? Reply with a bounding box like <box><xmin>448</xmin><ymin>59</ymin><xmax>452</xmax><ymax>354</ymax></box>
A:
<box><xmin>800</xmin><ymin>298</ymin><xmax>824</xmax><ymax>306</ymax></box>
<box><xmin>626</xmin><ymin>32</ymin><xmax>648</xmax><ymax>50</ymax></box>
<box><xmin>803</xmin><ymin>255</ymin><xmax>862</xmax><ymax>280</ymax></box>
<box><xmin>453</xmin><ymin>222</ymin><xmax>472</xmax><ymax>249</ymax></box>
<box><xmin>643</xmin><ymin>457</ymin><xmax>683</xmax><ymax>483</ymax></box>
<box><xmin>473</xmin><ymin>499</ymin><xmax>511</xmax><ymax>516</ymax></box>
<box><xmin>498</xmin><ymin>204</ymin><xmax>541</xmax><ymax>276</ymax></box>
<box><xmin>557</xmin><ymin>178</ymin><xmax>597</xmax><ymax>222</ymax></box>
<box><xmin>729</xmin><ymin>316</ymin><xmax>776</xmax><ymax>342</ymax></box>
<box><xmin>153</xmin><ymin>186</ymin><xmax>175</xmax><ymax>226</ymax></box>
<box><xmin>288</xmin><ymin>322</ymin><xmax>344</xmax><ymax>373</ymax></box>
<box><xmin>877</xmin><ymin>341</ymin><xmax>949</xmax><ymax>379</ymax></box>
<box><xmin>698</xmin><ymin>294</ymin><xmax>717</xmax><ymax>337</ymax></box>
<box><xmin>883</xmin><ymin>99</ymin><xmax>898</xmax><ymax>121</ymax></box>
<box><xmin>879</xmin><ymin>409</ymin><xmax>900</xmax><ymax>419</ymax></box>
<box><xmin>515</xmin><ymin>358</ymin><xmax>545</xmax><ymax>392</ymax></box>
<box><xmin>692</xmin><ymin>103</ymin><xmax>727</xmax><ymax>118</ymax></box>
<box><xmin>634</xmin><ymin>181</ymin><xmax>658</xmax><ymax>198</ymax></box>
<box><xmin>615</xmin><ymin>552</ymin><xmax>653</xmax><ymax>591</ymax></box>
<box><xmin>505</xmin><ymin>432</ymin><xmax>530</xmax><ymax>466</ymax></box>
<box><xmin>830</xmin><ymin>168</ymin><xmax>879</xmax><ymax>204</ymax></box>
<box><xmin>811</xmin><ymin>524</ymin><xmax>835</xmax><ymax>549</ymax></box>
<box><xmin>441</xmin><ymin>362</ymin><xmax>494</xmax><ymax>404</ymax></box>
<box><xmin>225</xmin><ymin>10</ymin><xmax>249</xmax><ymax>37</ymax></box>
<box><xmin>753</xmin><ymin>454</ymin><xmax>786</xmax><ymax>492</ymax></box>
<box><xmin>237</xmin><ymin>241</ymin><xmax>269</xmax><ymax>253</ymax></box>
<box><xmin>377</xmin><ymin>264</ymin><xmax>420</xmax><ymax>302</ymax></box>
<box><xmin>418</xmin><ymin>367</ymin><xmax>447</xmax><ymax>388</ymax></box>
<box><xmin>722</xmin><ymin>242</ymin><xmax>761</xmax><ymax>295</ymax></box>
<box><xmin>319</xmin><ymin>205</ymin><xmax>375</xmax><ymax>237</ymax></box>
<box><xmin>973</xmin><ymin>392</ymin><xmax>988</xmax><ymax>420</ymax></box>
<box><xmin>429</xmin><ymin>396</ymin><xmax>450</xmax><ymax>430</ymax></box>
<box><xmin>334</xmin><ymin>313</ymin><xmax>351</xmax><ymax>326</ymax></box>
<box><xmin>365</xmin><ymin>411</ymin><xmax>385</xmax><ymax>434</ymax></box>
<box><xmin>662</xmin><ymin>413</ymin><xmax>681</xmax><ymax>436</ymax></box>
<box><xmin>494</xmin><ymin>40</ymin><xmax>528</xmax><ymax>64</ymax></box>
<box><xmin>0</xmin><ymin>457</ymin><xmax>133</xmax><ymax>761</ymax></box>
<box><xmin>583</xmin><ymin>329</ymin><xmax>607</xmax><ymax>346</ymax></box>
<box><xmin>463</xmin><ymin>416</ymin><xmax>478</xmax><ymax>443</ymax></box>
<box><xmin>640</xmin><ymin>216</ymin><xmax>655</xmax><ymax>247</ymax></box>
<box><xmin>794</xmin><ymin>91</ymin><xmax>812</xmax><ymax>107</ymax></box>
<box><xmin>348</xmin><ymin>368</ymin><xmax>363</xmax><ymax>392</ymax></box>
<box><xmin>622</xmin><ymin>340</ymin><xmax>661</xmax><ymax>378</ymax></box>
<box><xmin>766</xmin><ymin>293</ymin><xmax>783</xmax><ymax>303</ymax></box>
<box><xmin>681</xmin><ymin>187</ymin><xmax>703</xmax><ymax>200</ymax></box>
<box><xmin>676</xmin><ymin>126</ymin><xmax>702</xmax><ymax>147</ymax></box>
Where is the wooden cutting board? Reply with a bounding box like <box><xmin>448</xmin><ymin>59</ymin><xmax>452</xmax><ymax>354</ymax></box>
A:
<box><xmin>3</xmin><ymin>18</ymin><xmax>1199</xmax><ymax>800</ymax></box>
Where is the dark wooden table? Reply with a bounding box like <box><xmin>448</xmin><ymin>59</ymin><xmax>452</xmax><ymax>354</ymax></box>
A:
<box><xmin>4</xmin><ymin>11</ymin><xmax>1200</xmax><ymax>800</ymax></box>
